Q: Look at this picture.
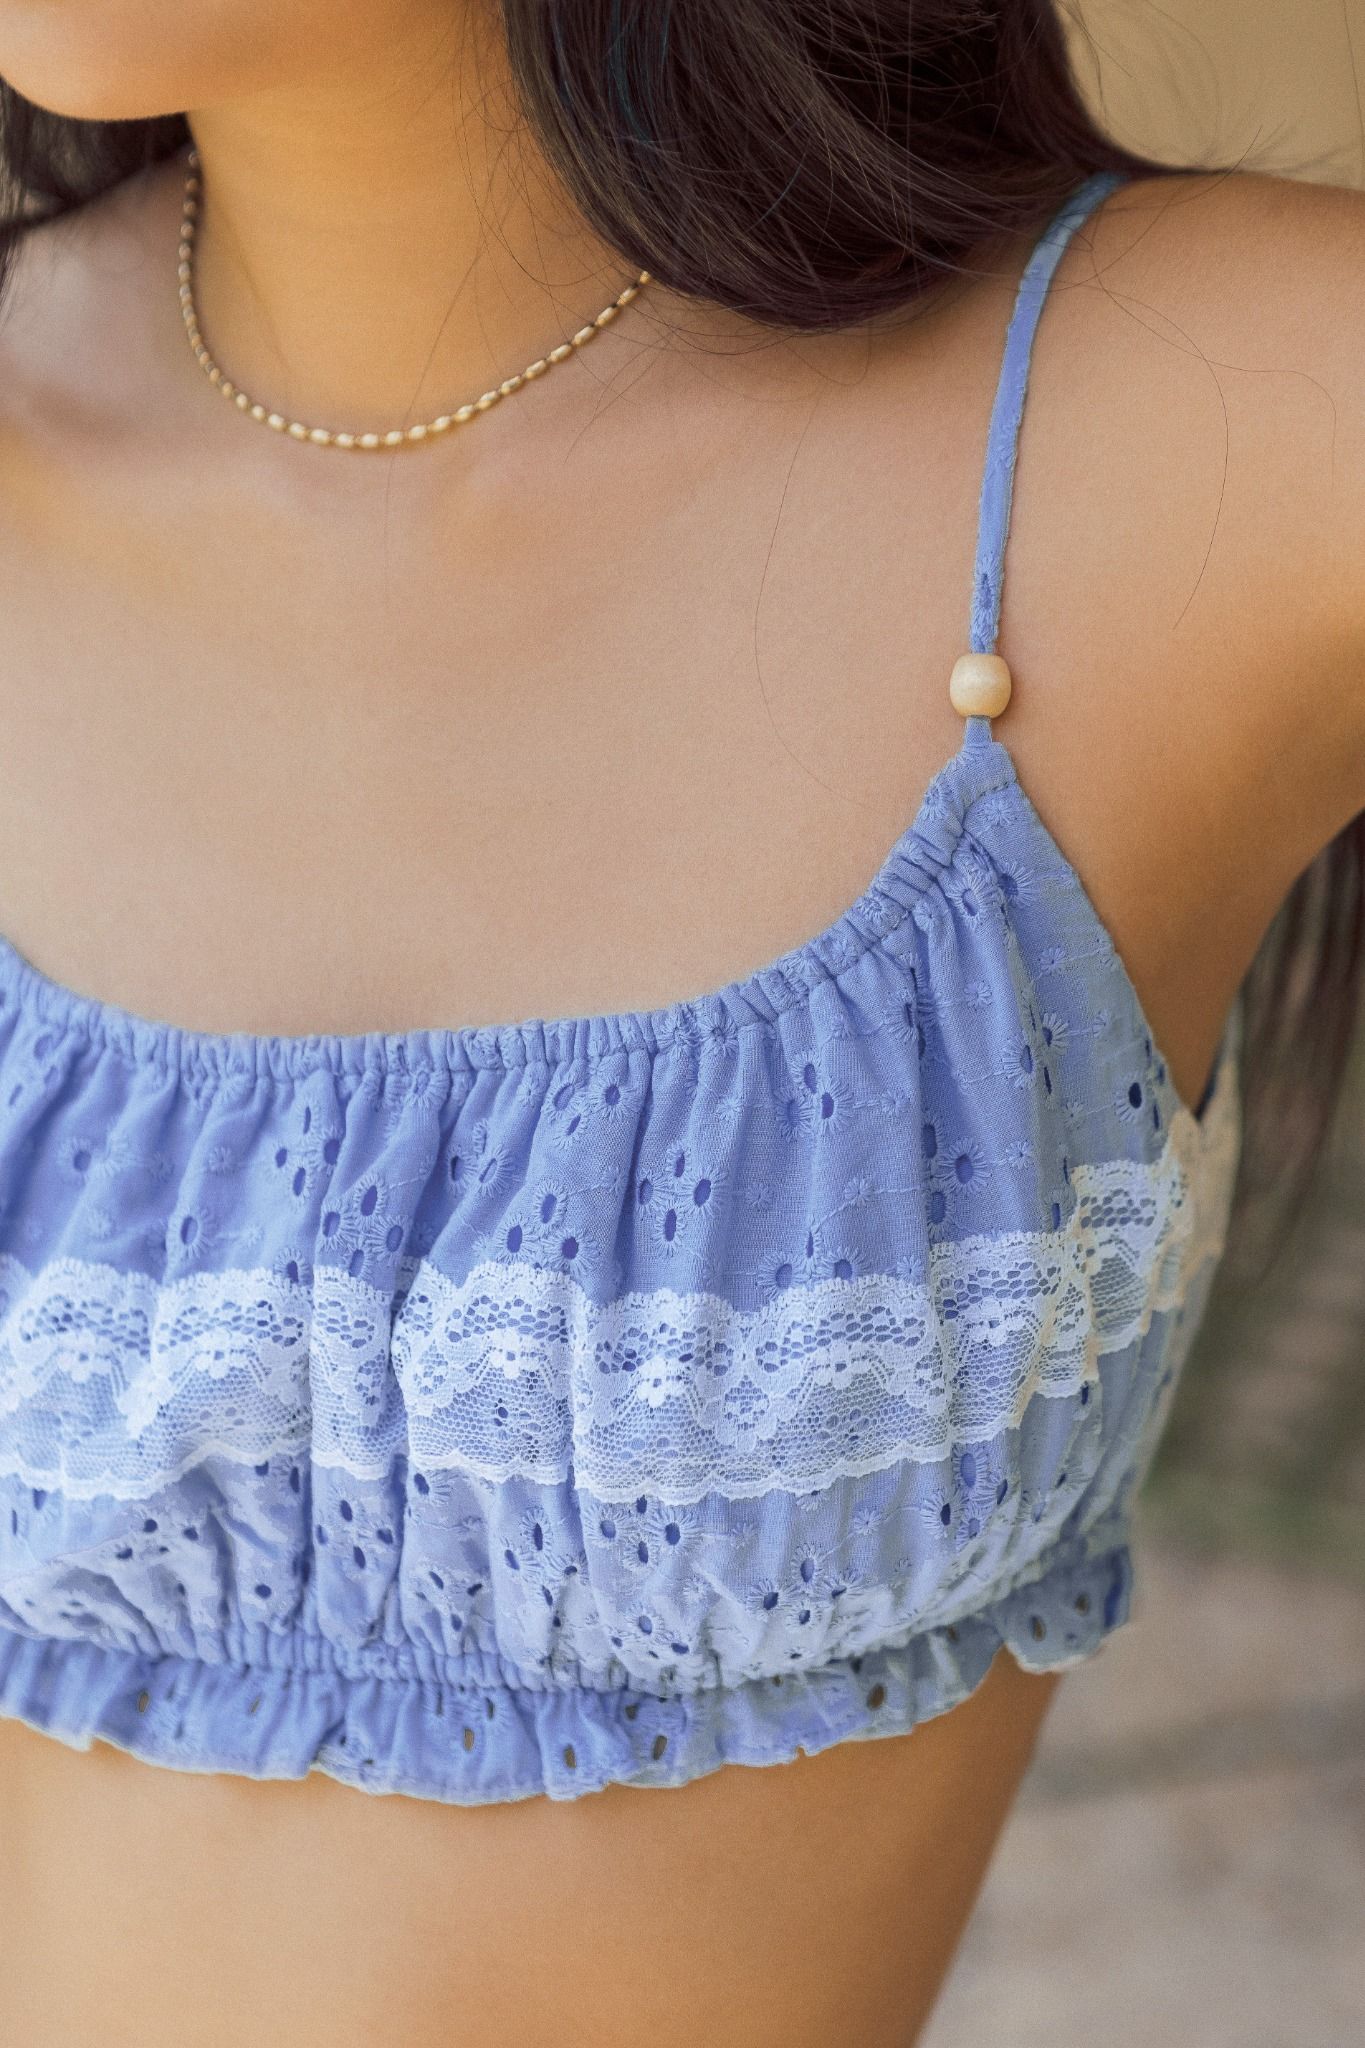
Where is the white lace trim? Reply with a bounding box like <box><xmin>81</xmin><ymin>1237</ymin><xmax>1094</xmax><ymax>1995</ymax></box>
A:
<box><xmin>0</xmin><ymin>1060</ymin><xmax>1239</xmax><ymax>1504</ymax></box>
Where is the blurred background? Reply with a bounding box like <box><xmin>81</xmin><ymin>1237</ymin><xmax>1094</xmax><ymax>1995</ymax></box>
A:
<box><xmin>926</xmin><ymin>6</ymin><xmax>1365</xmax><ymax>2043</ymax></box>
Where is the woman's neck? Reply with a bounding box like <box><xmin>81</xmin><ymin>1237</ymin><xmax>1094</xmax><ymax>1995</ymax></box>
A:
<box><xmin>184</xmin><ymin>13</ymin><xmax>642</xmax><ymax>433</ymax></box>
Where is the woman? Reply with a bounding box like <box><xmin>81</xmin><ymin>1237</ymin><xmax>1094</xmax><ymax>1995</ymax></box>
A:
<box><xmin>0</xmin><ymin>3</ymin><xmax>1360</xmax><ymax>2044</ymax></box>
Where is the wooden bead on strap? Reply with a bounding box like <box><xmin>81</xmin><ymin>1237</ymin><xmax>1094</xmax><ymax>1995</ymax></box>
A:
<box><xmin>949</xmin><ymin>653</ymin><xmax>1012</xmax><ymax>719</ymax></box>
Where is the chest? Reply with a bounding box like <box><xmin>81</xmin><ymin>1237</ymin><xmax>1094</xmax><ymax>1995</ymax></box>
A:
<box><xmin>0</xmin><ymin>317</ymin><xmax>1309</xmax><ymax>1119</ymax></box>
<box><xmin>0</xmin><ymin>381</ymin><xmax>987</xmax><ymax>1044</ymax></box>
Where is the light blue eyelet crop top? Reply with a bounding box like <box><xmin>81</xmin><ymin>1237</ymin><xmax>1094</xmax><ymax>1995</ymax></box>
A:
<box><xmin>0</xmin><ymin>169</ymin><xmax>1241</xmax><ymax>1805</ymax></box>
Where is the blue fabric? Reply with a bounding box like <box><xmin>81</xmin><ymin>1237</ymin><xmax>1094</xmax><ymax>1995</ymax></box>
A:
<box><xmin>0</xmin><ymin>170</ymin><xmax>1241</xmax><ymax>1803</ymax></box>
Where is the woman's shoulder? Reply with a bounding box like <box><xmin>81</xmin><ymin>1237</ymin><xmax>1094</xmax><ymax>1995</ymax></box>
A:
<box><xmin>1078</xmin><ymin>166</ymin><xmax>1365</xmax><ymax>766</ymax></box>
<box><xmin>827</xmin><ymin>164</ymin><xmax>1365</xmax><ymax>1114</ymax></box>
<box><xmin>970</xmin><ymin>162</ymin><xmax>1365</xmax><ymax>866</ymax></box>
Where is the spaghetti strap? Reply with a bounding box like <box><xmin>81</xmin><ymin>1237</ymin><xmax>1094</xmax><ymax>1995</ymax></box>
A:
<box><xmin>968</xmin><ymin>171</ymin><xmax>1127</xmax><ymax>658</ymax></box>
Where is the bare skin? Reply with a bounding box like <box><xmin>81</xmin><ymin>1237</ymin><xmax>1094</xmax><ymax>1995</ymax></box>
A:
<box><xmin>0</xmin><ymin>9</ymin><xmax>1364</xmax><ymax>2042</ymax></box>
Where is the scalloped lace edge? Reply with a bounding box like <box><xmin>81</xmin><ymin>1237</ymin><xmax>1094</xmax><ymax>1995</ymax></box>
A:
<box><xmin>0</xmin><ymin>1053</ymin><xmax>1240</xmax><ymax>1504</ymax></box>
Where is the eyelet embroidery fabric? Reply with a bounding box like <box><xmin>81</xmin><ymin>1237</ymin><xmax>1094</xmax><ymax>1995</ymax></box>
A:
<box><xmin>0</xmin><ymin>1100</ymin><xmax>1231</xmax><ymax>1506</ymax></box>
<box><xmin>0</xmin><ymin>169</ymin><xmax>1243</xmax><ymax>1803</ymax></box>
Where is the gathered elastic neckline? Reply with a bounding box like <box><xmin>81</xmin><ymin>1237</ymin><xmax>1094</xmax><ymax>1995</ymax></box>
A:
<box><xmin>0</xmin><ymin>724</ymin><xmax>1016</xmax><ymax>1082</ymax></box>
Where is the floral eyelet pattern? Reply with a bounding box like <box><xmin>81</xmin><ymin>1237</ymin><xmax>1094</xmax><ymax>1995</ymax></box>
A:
<box><xmin>0</xmin><ymin>725</ymin><xmax>1241</xmax><ymax>1804</ymax></box>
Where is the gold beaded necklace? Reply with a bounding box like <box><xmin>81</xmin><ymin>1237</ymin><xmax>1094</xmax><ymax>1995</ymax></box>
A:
<box><xmin>176</xmin><ymin>147</ymin><xmax>653</xmax><ymax>451</ymax></box>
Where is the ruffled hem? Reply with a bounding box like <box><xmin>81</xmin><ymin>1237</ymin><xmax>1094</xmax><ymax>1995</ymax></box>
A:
<box><xmin>0</xmin><ymin>1540</ymin><xmax>1130</xmax><ymax>1805</ymax></box>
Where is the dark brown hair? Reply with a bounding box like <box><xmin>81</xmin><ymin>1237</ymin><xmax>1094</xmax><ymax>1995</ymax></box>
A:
<box><xmin>1</xmin><ymin>2</ymin><xmax>1361</xmax><ymax>1274</ymax></box>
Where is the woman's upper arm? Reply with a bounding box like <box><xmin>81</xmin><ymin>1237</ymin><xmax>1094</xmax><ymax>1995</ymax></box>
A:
<box><xmin>1256</xmin><ymin>173</ymin><xmax>1365</xmax><ymax>800</ymax></box>
<box><xmin>1210</xmin><ymin>172</ymin><xmax>1364</xmax><ymax>817</ymax></box>
<box><xmin>1097</xmin><ymin>169</ymin><xmax>1365</xmax><ymax>842</ymax></box>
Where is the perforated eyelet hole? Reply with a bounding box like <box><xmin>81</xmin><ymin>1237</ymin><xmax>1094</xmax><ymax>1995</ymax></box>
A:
<box><xmin>462</xmin><ymin>1726</ymin><xmax>475</xmax><ymax>1752</ymax></box>
<box><xmin>866</xmin><ymin>1683</ymin><xmax>886</xmax><ymax>1710</ymax></box>
<box><xmin>651</xmin><ymin>1733</ymin><xmax>668</xmax><ymax>1761</ymax></box>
